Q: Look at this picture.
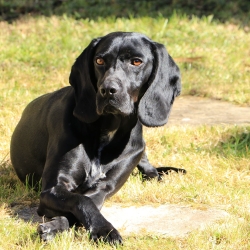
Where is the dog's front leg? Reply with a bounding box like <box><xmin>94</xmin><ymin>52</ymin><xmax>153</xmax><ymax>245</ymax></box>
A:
<box><xmin>37</xmin><ymin>185</ymin><xmax>122</xmax><ymax>244</ymax></box>
<box><xmin>83</xmin><ymin>146</ymin><xmax>144</xmax><ymax>210</ymax></box>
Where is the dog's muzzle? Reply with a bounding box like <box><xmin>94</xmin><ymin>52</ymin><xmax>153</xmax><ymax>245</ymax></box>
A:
<box><xmin>96</xmin><ymin>81</ymin><xmax>132</xmax><ymax>116</ymax></box>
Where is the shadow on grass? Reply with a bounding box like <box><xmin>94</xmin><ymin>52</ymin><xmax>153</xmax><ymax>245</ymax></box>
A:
<box><xmin>0</xmin><ymin>160</ymin><xmax>20</xmax><ymax>198</ymax></box>
<box><xmin>0</xmin><ymin>160</ymin><xmax>40</xmax><ymax>222</ymax></box>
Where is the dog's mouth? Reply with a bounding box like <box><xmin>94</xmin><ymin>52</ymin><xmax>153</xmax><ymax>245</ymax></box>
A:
<box><xmin>101</xmin><ymin>105</ymin><xmax>121</xmax><ymax>115</ymax></box>
<box><xmin>96</xmin><ymin>98</ymin><xmax>133</xmax><ymax>116</ymax></box>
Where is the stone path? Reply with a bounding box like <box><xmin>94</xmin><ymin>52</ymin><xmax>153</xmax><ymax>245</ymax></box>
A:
<box><xmin>12</xmin><ymin>96</ymin><xmax>250</xmax><ymax>237</ymax></box>
<box><xmin>13</xmin><ymin>204</ymin><xmax>229</xmax><ymax>238</ymax></box>
<box><xmin>101</xmin><ymin>205</ymin><xmax>229</xmax><ymax>237</ymax></box>
<box><xmin>168</xmin><ymin>96</ymin><xmax>250</xmax><ymax>126</ymax></box>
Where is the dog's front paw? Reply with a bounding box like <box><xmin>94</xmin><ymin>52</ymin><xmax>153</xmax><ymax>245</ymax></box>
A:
<box><xmin>90</xmin><ymin>223</ymin><xmax>122</xmax><ymax>245</ymax></box>
<box><xmin>37</xmin><ymin>216</ymin><xmax>69</xmax><ymax>241</ymax></box>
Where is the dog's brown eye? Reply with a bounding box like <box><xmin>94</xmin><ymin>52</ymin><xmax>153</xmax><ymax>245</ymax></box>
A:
<box><xmin>131</xmin><ymin>58</ymin><xmax>142</xmax><ymax>66</ymax></box>
<box><xmin>96</xmin><ymin>58</ymin><xmax>105</xmax><ymax>65</ymax></box>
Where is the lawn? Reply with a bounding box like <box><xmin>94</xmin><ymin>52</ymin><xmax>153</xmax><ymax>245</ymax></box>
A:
<box><xmin>0</xmin><ymin>15</ymin><xmax>249</xmax><ymax>249</ymax></box>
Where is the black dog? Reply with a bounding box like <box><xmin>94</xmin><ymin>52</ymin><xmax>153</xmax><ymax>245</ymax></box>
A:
<box><xmin>10</xmin><ymin>32</ymin><xmax>182</xmax><ymax>244</ymax></box>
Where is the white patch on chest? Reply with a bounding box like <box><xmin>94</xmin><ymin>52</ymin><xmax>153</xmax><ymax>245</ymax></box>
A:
<box><xmin>90</xmin><ymin>129</ymin><xmax>117</xmax><ymax>178</ymax></box>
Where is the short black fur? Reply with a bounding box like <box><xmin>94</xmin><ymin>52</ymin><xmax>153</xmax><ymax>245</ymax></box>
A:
<box><xmin>10</xmin><ymin>32</ymin><xmax>183</xmax><ymax>244</ymax></box>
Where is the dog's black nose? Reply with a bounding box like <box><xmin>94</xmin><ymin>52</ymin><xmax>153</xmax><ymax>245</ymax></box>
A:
<box><xmin>100</xmin><ymin>85</ymin><xmax>118</xmax><ymax>97</ymax></box>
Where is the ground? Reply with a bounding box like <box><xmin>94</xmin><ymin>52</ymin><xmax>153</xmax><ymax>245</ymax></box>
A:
<box><xmin>12</xmin><ymin>96</ymin><xmax>250</xmax><ymax>237</ymax></box>
<box><xmin>168</xmin><ymin>96</ymin><xmax>250</xmax><ymax>126</ymax></box>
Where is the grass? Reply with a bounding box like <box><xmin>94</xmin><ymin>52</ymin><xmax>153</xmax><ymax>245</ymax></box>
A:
<box><xmin>0</xmin><ymin>15</ymin><xmax>250</xmax><ymax>249</ymax></box>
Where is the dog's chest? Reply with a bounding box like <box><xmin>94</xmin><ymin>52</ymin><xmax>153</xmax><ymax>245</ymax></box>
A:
<box><xmin>89</xmin><ymin>129</ymin><xmax>117</xmax><ymax>179</ymax></box>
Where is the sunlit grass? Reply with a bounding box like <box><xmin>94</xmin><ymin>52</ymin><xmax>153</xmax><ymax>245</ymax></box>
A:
<box><xmin>0</xmin><ymin>15</ymin><xmax>249</xmax><ymax>159</ymax></box>
<box><xmin>0</xmin><ymin>15</ymin><xmax>249</xmax><ymax>249</ymax></box>
<box><xmin>1</xmin><ymin>125</ymin><xmax>249</xmax><ymax>249</ymax></box>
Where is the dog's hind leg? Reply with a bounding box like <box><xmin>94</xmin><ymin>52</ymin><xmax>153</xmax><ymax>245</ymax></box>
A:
<box><xmin>137</xmin><ymin>150</ymin><xmax>186</xmax><ymax>181</ymax></box>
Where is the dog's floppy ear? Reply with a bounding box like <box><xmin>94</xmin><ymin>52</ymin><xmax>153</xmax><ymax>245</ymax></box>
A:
<box><xmin>138</xmin><ymin>42</ymin><xmax>181</xmax><ymax>127</ymax></box>
<box><xmin>69</xmin><ymin>38</ymin><xmax>101</xmax><ymax>123</ymax></box>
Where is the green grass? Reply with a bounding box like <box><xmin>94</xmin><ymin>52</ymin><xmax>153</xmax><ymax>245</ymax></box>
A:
<box><xmin>0</xmin><ymin>15</ymin><xmax>250</xmax><ymax>249</ymax></box>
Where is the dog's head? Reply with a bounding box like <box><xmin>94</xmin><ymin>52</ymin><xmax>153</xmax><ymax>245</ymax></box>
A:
<box><xmin>69</xmin><ymin>32</ymin><xmax>181</xmax><ymax>127</ymax></box>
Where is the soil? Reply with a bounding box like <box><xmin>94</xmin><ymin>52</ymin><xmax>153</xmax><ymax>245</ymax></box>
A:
<box><xmin>11</xmin><ymin>96</ymin><xmax>250</xmax><ymax>237</ymax></box>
